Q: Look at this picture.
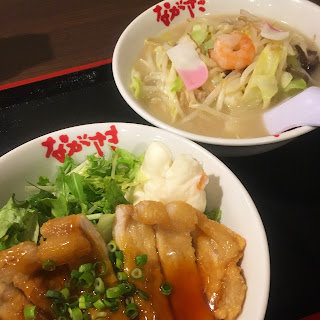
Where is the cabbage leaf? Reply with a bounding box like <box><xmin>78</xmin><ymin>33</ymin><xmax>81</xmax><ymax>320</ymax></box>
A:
<box><xmin>130</xmin><ymin>69</ymin><xmax>142</xmax><ymax>98</ymax></box>
<box><xmin>242</xmin><ymin>44</ymin><xmax>283</xmax><ymax>108</ymax></box>
<box><xmin>190</xmin><ymin>24</ymin><xmax>208</xmax><ymax>46</ymax></box>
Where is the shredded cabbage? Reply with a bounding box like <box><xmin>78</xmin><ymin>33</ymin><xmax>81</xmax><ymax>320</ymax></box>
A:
<box><xmin>280</xmin><ymin>71</ymin><xmax>293</xmax><ymax>88</ymax></box>
<box><xmin>130</xmin><ymin>69</ymin><xmax>142</xmax><ymax>98</ymax></box>
<box><xmin>171</xmin><ymin>76</ymin><xmax>184</xmax><ymax>92</ymax></box>
<box><xmin>201</xmin><ymin>38</ymin><xmax>214</xmax><ymax>54</ymax></box>
<box><xmin>190</xmin><ymin>24</ymin><xmax>208</xmax><ymax>46</ymax></box>
<box><xmin>242</xmin><ymin>44</ymin><xmax>283</xmax><ymax>108</ymax></box>
<box><xmin>283</xmin><ymin>78</ymin><xmax>307</xmax><ymax>92</ymax></box>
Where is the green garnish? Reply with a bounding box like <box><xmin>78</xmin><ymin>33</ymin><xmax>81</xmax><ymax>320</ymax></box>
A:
<box><xmin>24</xmin><ymin>305</ymin><xmax>36</xmax><ymax>319</ymax></box>
<box><xmin>125</xmin><ymin>303</ymin><xmax>139</xmax><ymax>319</ymax></box>
<box><xmin>0</xmin><ymin>147</ymin><xmax>144</xmax><ymax>252</ymax></box>
<box><xmin>94</xmin><ymin>277</ymin><xmax>105</xmax><ymax>294</ymax></box>
<box><xmin>137</xmin><ymin>289</ymin><xmax>150</xmax><ymax>301</ymax></box>
<box><xmin>117</xmin><ymin>271</ymin><xmax>128</xmax><ymax>281</ymax></box>
<box><xmin>107</xmin><ymin>240</ymin><xmax>117</xmax><ymax>253</ymax></box>
<box><xmin>160</xmin><ymin>281</ymin><xmax>173</xmax><ymax>295</ymax></box>
<box><xmin>42</xmin><ymin>259</ymin><xmax>56</xmax><ymax>271</ymax></box>
<box><xmin>135</xmin><ymin>254</ymin><xmax>148</xmax><ymax>266</ymax></box>
<box><xmin>130</xmin><ymin>267</ymin><xmax>144</xmax><ymax>280</ymax></box>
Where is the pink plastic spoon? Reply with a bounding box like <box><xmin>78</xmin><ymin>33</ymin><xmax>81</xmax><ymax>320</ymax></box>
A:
<box><xmin>263</xmin><ymin>86</ymin><xmax>320</xmax><ymax>135</ymax></box>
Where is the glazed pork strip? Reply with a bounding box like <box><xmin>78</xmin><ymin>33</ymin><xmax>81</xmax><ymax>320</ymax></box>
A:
<box><xmin>0</xmin><ymin>281</ymin><xmax>49</xmax><ymax>320</ymax></box>
<box><xmin>114</xmin><ymin>204</ymin><xmax>174</xmax><ymax>320</ymax></box>
<box><xmin>39</xmin><ymin>214</ymin><xmax>117</xmax><ymax>285</ymax></box>
<box><xmin>192</xmin><ymin>212</ymin><xmax>247</xmax><ymax>320</ymax></box>
<box><xmin>133</xmin><ymin>201</ymin><xmax>213</xmax><ymax>320</ymax></box>
<box><xmin>0</xmin><ymin>214</ymin><xmax>121</xmax><ymax>320</ymax></box>
<box><xmin>0</xmin><ymin>242</ymin><xmax>57</xmax><ymax>318</ymax></box>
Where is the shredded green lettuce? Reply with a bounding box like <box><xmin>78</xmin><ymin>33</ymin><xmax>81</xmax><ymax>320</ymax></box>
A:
<box><xmin>0</xmin><ymin>147</ymin><xmax>144</xmax><ymax>251</ymax></box>
<box><xmin>190</xmin><ymin>24</ymin><xmax>208</xmax><ymax>46</ymax></box>
<box><xmin>130</xmin><ymin>69</ymin><xmax>142</xmax><ymax>98</ymax></box>
<box><xmin>242</xmin><ymin>43</ymin><xmax>283</xmax><ymax>108</ymax></box>
<box><xmin>171</xmin><ymin>76</ymin><xmax>184</xmax><ymax>92</ymax></box>
<box><xmin>0</xmin><ymin>196</ymin><xmax>40</xmax><ymax>250</ymax></box>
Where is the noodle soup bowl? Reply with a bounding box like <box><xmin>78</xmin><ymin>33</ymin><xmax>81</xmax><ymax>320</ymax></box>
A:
<box><xmin>113</xmin><ymin>0</ymin><xmax>320</xmax><ymax>156</ymax></box>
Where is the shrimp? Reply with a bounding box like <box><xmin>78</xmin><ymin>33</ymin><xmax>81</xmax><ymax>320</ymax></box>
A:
<box><xmin>210</xmin><ymin>32</ymin><xmax>255</xmax><ymax>70</ymax></box>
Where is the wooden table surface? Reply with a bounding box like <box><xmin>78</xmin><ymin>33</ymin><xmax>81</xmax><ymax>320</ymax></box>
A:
<box><xmin>1</xmin><ymin>0</ymin><xmax>320</xmax><ymax>90</ymax></box>
<box><xmin>0</xmin><ymin>0</ymin><xmax>154</xmax><ymax>88</ymax></box>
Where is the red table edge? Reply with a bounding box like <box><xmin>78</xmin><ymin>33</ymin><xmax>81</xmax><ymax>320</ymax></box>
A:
<box><xmin>300</xmin><ymin>312</ymin><xmax>320</xmax><ymax>320</ymax></box>
<box><xmin>0</xmin><ymin>58</ymin><xmax>113</xmax><ymax>92</ymax></box>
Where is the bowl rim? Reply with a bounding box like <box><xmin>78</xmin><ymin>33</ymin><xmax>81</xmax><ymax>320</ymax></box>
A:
<box><xmin>0</xmin><ymin>122</ymin><xmax>270</xmax><ymax>319</ymax></box>
<box><xmin>112</xmin><ymin>0</ymin><xmax>317</xmax><ymax>146</ymax></box>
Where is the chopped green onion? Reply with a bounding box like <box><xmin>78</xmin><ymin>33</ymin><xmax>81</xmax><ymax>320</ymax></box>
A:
<box><xmin>93</xmin><ymin>300</ymin><xmax>106</xmax><ymax>311</ymax></box>
<box><xmin>68</xmin><ymin>307</ymin><xmax>83</xmax><ymax>320</ymax></box>
<box><xmin>125</xmin><ymin>296</ymin><xmax>134</xmax><ymax>305</ymax></box>
<box><xmin>79</xmin><ymin>263</ymin><xmax>93</xmax><ymax>273</ymax></box>
<box><xmin>79</xmin><ymin>271</ymin><xmax>95</xmax><ymax>288</ymax></box>
<box><xmin>160</xmin><ymin>281</ymin><xmax>172</xmax><ymax>295</ymax></box>
<box><xmin>109</xmin><ymin>252</ymin><xmax>116</xmax><ymax>265</ymax></box>
<box><xmin>117</xmin><ymin>282</ymin><xmax>133</xmax><ymax>295</ymax></box>
<box><xmin>106</xmin><ymin>287</ymin><xmax>121</xmax><ymax>298</ymax></box>
<box><xmin>52</xmin><ymin>301</ymin><xmax>68</xmax><ymax>316</ymax></box>
<box><xmin>137</xmin><ymin>289</ymin><xmax>150</xmax><ymax>301</ymax></box>
<box><xmin>135</xmin><ymin>254</ymin><xmax>148</xmax><ymax>266</ymax></box>
<box><xmin>117</xmin><ymin>272</ymin><xmax>128</xmax><ymax>281</ymax></box>
<box><xmin>115</xmin><ymin>250</ymin><xmax>124</xmax><ymax>261</ymax></box>
<box><xmin>116</xmin><ymin>258</ymin><xmax>124</xmax><ymax>269</ymax></box>
<box><xmin>130</xmin><ymin>267</ymin><xmax>143</xmax><ymax>280</ymax></box>
<box><xmin>94</xmin><ymin>277</ymin><xmax>105</xmax><ymax>294</ymax></box>
<box><xmin>119</xmin><ymin>281</ymin><xmax>136</xmax><ymax>295</ymax></box>
<box><xmin>107</xmin><ymin>240</ymin><xmax>117</xmax><ymax>252</ymax></box>
<box><xmin>94</xmin><ymin>261</ymin><xmax>107</xmax><ymax>276</ymax></box>
<box><xmin>60</xmin><ymin>288</ymin><xmax>70</xmax><ymax>300</ymax></box>
<box><xmin>83</xmin><ymin>314</ymin><xmax>90</xmax><ymax>320</ymax></box>
<box><xmin>24</xmin><ymin>305</ymin><xmax>36</xmax><ymax>319</ymax></box>
<box><xmin>84</xmin><ymin>292</ymin><xmax>100</xmax><ymax>304</ymax></box>
<box><xmin>42</xmin><ymin>260</ymin><xmax>56</xmax><ymax>271</ymax></box>
<box><xmin>78</xmin><ymin>295</ymin><xmax>86</xmax><ymax>309</ymax></box>
<box><xmin>94</xmin><ymin>312</ymin><xmax>107</xmax><ymax>319</ymax></box>
<box><xmin>125</xmin><ymin>303</ymin><xmax>139</xmax><ymax>319</ymax></box>
<box><xmin>71</xmin><ymin>269</ymin><xmax>82</xmax><ymax>278</ymax></box>
<box><xmin>67</xmin><ymin>270</ymin><xmax>82</xmax><ymax>288</ymax></box>
<box><xmin>103</xmin><ymin>298</ymin><xmax>120</xmax><ymax>312</ymax></box>
<box><xmin>45</xmin><ymin>290</ymin><xmax>63</xmax><ymax>300</ymax></box>
<box><xmin>67</xmin><ymin>296</ymin><xmax>79</xmax><ymax>308</ymax></box>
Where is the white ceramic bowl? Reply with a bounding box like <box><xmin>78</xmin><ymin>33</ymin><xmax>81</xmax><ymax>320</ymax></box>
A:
<box><xmin>0</xmin><ymin>123</ymin><xmax>269</xmax><ymax>320</ymax></box>
<box><xmin>113</xmin><ymin>0</ymin><xmax>319</xmax><ymax>156</ymax></box>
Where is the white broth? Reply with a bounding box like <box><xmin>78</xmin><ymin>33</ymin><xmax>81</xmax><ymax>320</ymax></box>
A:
<box><xmin>131</xmin><ymin>13</ymin><xmax>320</xmax><ymax>139</ymax></box>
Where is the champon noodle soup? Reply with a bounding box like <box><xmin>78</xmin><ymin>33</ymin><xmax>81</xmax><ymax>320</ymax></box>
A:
<box><xmin>130</xmin><ymin>10</ymin><xmax>320</xmax><ymax>139</ymax></box>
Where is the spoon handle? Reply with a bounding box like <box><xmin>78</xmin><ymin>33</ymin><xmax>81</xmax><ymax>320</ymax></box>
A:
<box><xmin>263</xmin><ymin>86</ymin><xmax>320</xmax><ymax>135</ymax></box>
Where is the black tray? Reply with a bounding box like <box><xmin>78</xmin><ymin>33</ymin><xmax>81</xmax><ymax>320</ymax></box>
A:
<box><xmin>1</xmin><ymin>63</ymin><xmax>319</xmax><ymax>320</ymax></box>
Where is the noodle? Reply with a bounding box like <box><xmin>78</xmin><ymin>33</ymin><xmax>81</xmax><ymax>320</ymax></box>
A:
<box><xmin>131</xmin><ymin>11</ymin><xmax>320</xmax><ymax>139</ymax></box>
